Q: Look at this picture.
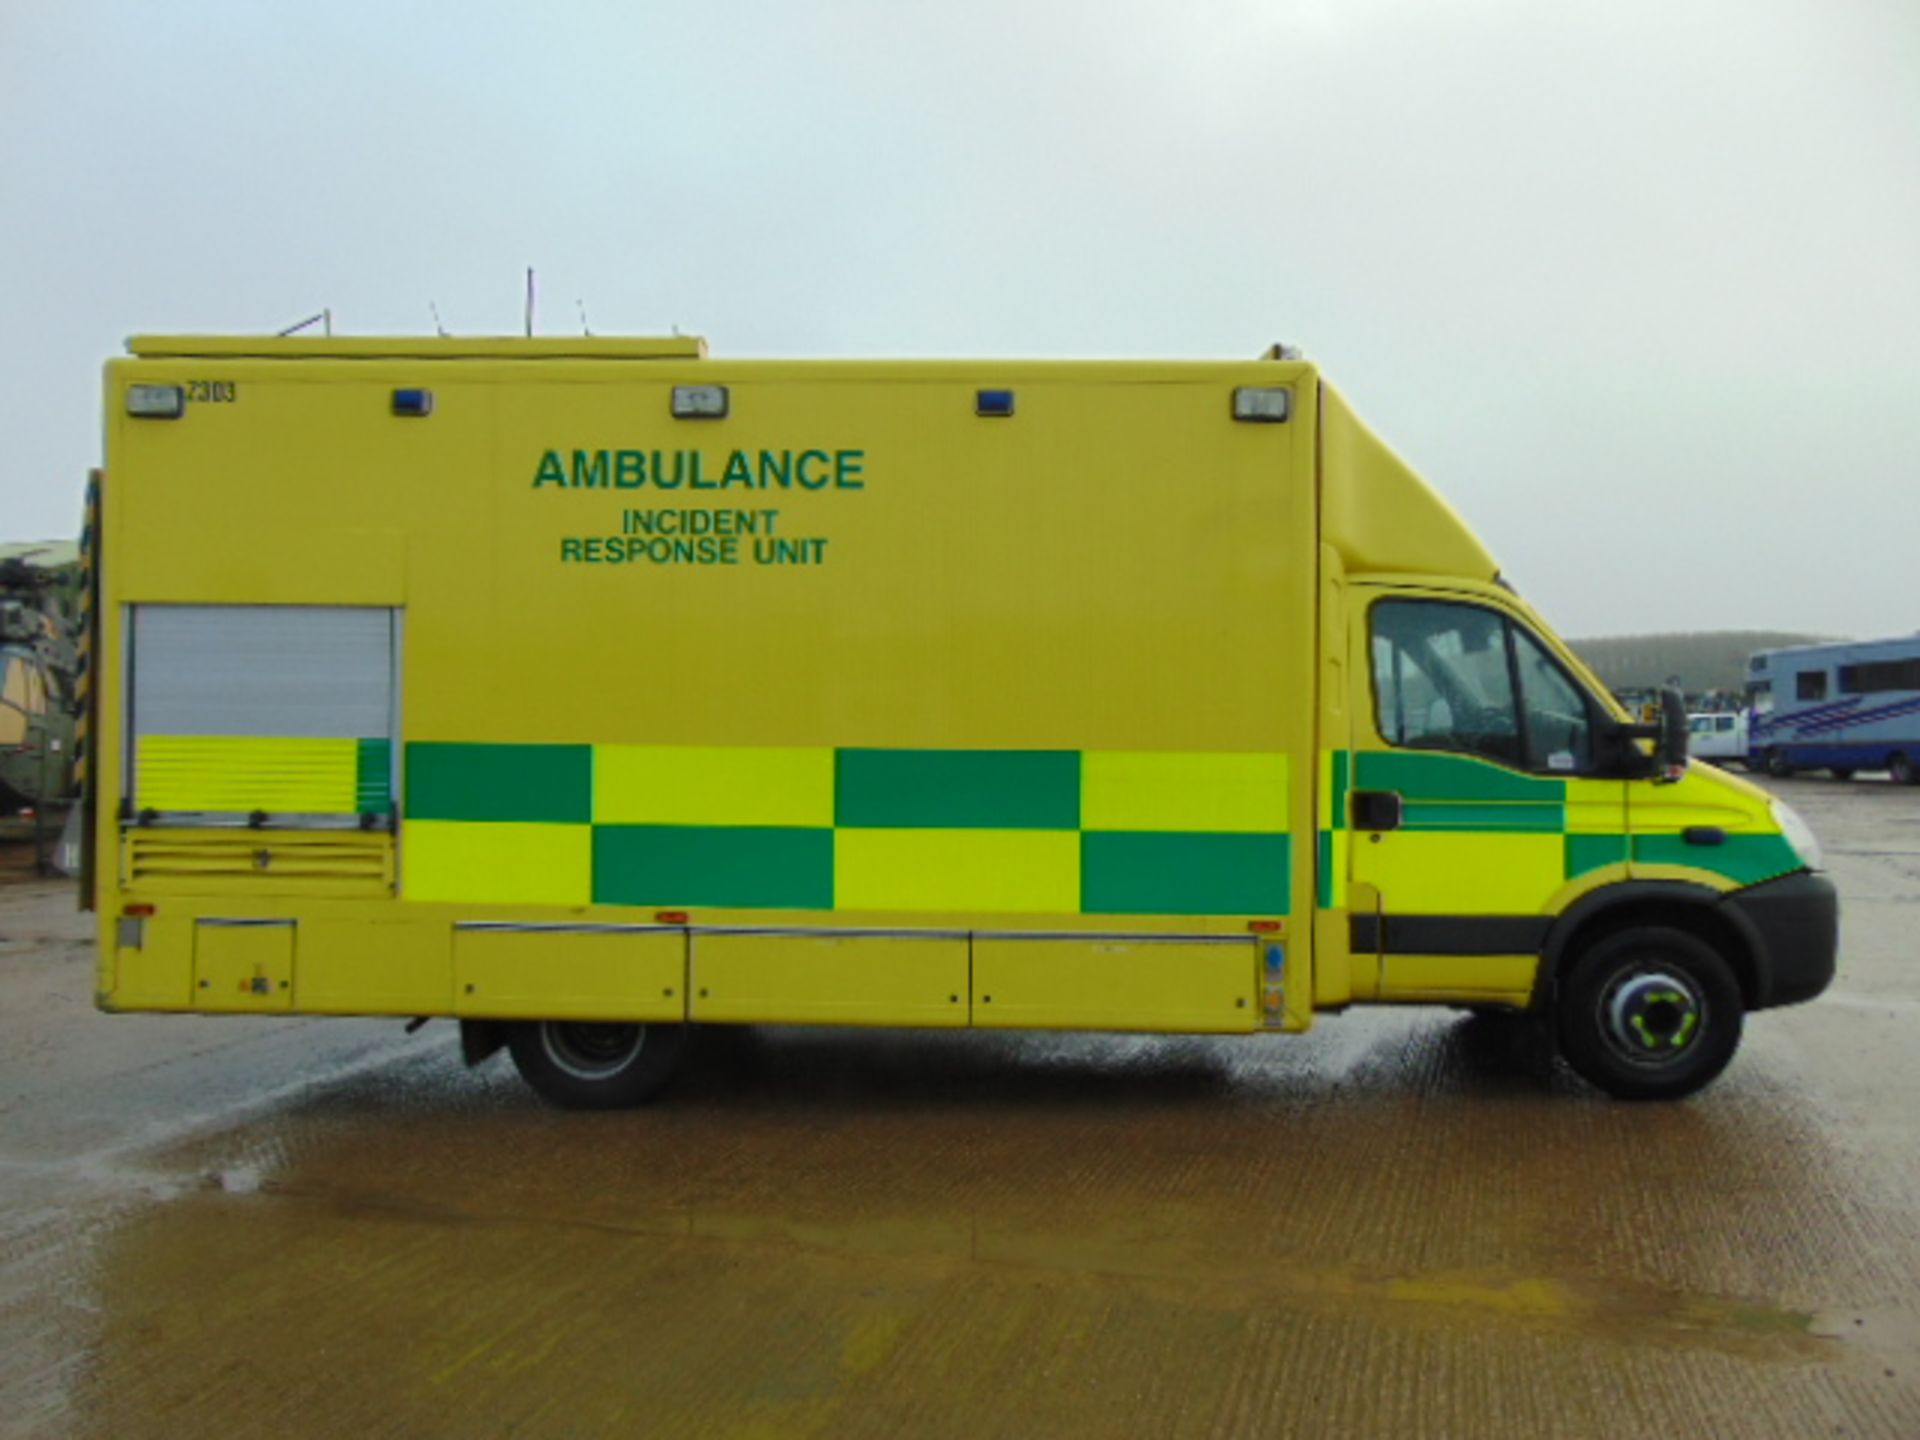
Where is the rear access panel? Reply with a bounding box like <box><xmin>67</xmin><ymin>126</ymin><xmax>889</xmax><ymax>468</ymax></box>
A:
<box><xmin>973</xmin><ymin>936</ymin><xmax>1257</xmax><ymax>1033</ymax></box>
<box><xmin>193</xmin><ymin>919</ymin><xmax>294</xmax><ymax>1012</ymax></box>
<box><xmin>691</xmin><ymin>932</ymin><xmax>969</xmax><ymax>1026</ymax></box>
<box><xmin>454</xmin><ymin>925</ymin><xmax>686</xmax><ymax>1022</ymax></box>
<box><xmin>112</xmin><ymin>915</ymin><xmax>194</xmax><ymax>1009</ymax></box>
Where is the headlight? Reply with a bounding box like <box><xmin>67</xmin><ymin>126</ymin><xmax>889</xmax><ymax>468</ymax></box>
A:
<box><xmin>1770</xmin><ymin>798</ymin><xmax>1823</xmax><ymax>871</ymax></box>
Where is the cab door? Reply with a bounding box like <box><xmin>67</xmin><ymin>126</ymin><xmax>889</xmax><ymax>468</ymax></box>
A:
<box><xmin>1345</xmin><ymin>590</ymin><xmax>1627</xmax><ymax>1004</ymax></box>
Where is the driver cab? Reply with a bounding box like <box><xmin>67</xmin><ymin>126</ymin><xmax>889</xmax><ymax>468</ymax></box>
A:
<box><xmin>1344</xmin><ymin>588</ymin><xmax>1624</xmax><ymax>1003</ymax></box>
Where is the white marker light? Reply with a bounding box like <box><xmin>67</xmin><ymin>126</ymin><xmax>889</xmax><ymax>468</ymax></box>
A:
<box><xmin>1232</xmin><ymin>387</ymin><xmax>1292</xmax><ymax>423</ymax></box>
<box><xmin>126</xmin><ymin>384</ymin><xmax>185</xmax><ymax>419</ymax></box>
<box><xmin>671</xmin><ymin>385</ymin><xmax>729</xmax><ymax>419</ymax></box>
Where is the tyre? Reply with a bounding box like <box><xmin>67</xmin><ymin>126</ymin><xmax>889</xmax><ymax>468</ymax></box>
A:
<box><xmin>1555</xmin><ymin>926</ymin><xmax>1743</xmax><ymax>1101</ymax></box>
<box><xmin>1829</xmin><ymin>767</ymin><xmax>1855</xmax><ymax>781</ymax></box>
<box><xmin>1766</xmin><ymin>748</ymin><xmax>1792</xmax><ymax>778</ymax></box>
<box><xmin>1891</xmin><ymin>752</ymin><xmax>1917</xmax><ymax>786</ymax></box>
<box><xmin>508</xmin><ymin>1020</ymin><xmax>689</xmax><ymax>1109</ymax></box>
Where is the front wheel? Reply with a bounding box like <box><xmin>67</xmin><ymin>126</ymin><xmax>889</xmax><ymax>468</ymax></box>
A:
<box><xmin>508</xmin><ymin>1020</ymin><xmax>689</xmax><ymax>1109</ymax></box>
<box><xmin>1555</xmin><ymin>927</ymin><xmax>1743</xmax><ymax>1101</ymax></box>
<box><xmin>1830</xmin><ymin>767</ymin><xmax>1855</xmax><ymax>781</ymax></box>
<box><xmin>1766</xmin><ymin>748</ymin><xmax>1793</xmax><ymax>778</ymax></box>
<box><xmin>1890</xmin><ymin>752</ymin><xmax>1917</xmax><ymax>786</ymax></box>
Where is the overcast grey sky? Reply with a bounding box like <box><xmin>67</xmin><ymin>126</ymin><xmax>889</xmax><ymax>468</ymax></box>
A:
<box><xmin>3</xmin><ymin>1</ymin><xmax>1915</xmax><ymax>637</ymax></box>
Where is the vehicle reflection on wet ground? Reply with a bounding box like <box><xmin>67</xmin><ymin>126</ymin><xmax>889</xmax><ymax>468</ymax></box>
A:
<box><xmin>3</xmin><ymin>775</ymin><xmax>1917</xmax><ymax>1438</ymax></box>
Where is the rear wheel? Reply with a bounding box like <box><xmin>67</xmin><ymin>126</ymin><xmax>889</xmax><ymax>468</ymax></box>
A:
<box><xmin>1555</xmin><ymin>926</ymin><xmax>1743</xmax><ymax>1101</ymax></box>
<box><xmin>508</xmin><ymin>1020</ymin><xmax>688</xmax><ymax>1109</ymax></box>
<box><xmin>1891</xmin><ymin>752</ymin><xmax>1917</xmax><ymax>786</ymax></box>
<box><xmin>1830</xmin><ymin>767</ymin><xmax>1855</xmax><ymax>781</ymax></box>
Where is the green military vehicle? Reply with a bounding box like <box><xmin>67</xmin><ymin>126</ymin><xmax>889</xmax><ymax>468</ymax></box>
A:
<box><xmin>0</xmin><ymin>541</ymin><xmax>80</xmax><ymax>813</ymax></box>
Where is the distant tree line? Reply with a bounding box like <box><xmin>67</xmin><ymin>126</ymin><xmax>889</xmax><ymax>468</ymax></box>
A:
<box><xmin>1567</xmin><ymin>632</ymin><xmax>1835</xmax><ymax>693</ymax></box>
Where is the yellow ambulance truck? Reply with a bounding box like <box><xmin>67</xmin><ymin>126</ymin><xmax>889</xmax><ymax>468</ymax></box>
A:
<box><xmin>88</xmin><ymin>336</ymin><xmax>1836</xmax><ymax>1105</ymax></box>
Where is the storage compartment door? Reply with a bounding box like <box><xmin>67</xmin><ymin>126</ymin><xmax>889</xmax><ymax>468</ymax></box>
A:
<box><xmin>692</xmin><ymin>933</ymin><xmax>969</xmax><ymax>1026</ymax></box>
<box><xmin>193</xmin><ymin>920</ymin><xmax>294</xmax><ymax>1012</ymax></box>
<box><xmin>973</xmin><ymin>937</ymin><xmax>1257</xmax><ymax>1033</ymax></box>
<box><xmin>454</xmin><ymin>927</ymin><xmax>687</xmax><ymax>1022</ymax></box>
<box><xmin>129</xmin><ymin>604</ymin><xmax>397</xmax><ymax>826</ymax></box>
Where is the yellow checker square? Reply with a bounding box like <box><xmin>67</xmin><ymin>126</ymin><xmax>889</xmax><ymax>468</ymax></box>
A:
<box><xmin>594</xmin><ymin>745</ymin><xmax>834</xmax><ymax>827</ymax></box>
<box><xmin>1563</xmin><ymin>777</ymin><xmax>1626</xmax><ymax>835</ymax></box>
<box><xmin>403</xmin><ymin>821</ymin><xmax>591</xmax><ymax>906</ymax></box>
<box><xmin>137</xmin><ymin>734</ymin><xmax>357</xmax><ymax>814</ymax></box>
<box><xmin>1374</xmin><ymin>832</ymin><xmax>1563</xmax><ymax>915</ymax></box>
<box><xmin>1082</xmin><ymin>751</ymin><xmax>1289</xmax><ymax>833</ymax></box>
<box><xmin>835</xmin><ymin>829</ymin><xmax>1079</xmax><ymax>913</ymax></box>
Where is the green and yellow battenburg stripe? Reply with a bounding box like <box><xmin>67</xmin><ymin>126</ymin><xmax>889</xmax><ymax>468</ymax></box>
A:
<box><xmin>400</xmin><ymin>743</ymin><xmax>1292</xmax><ymax>915</ymax></box>
<box><xmin>1316</xmin><ymin>750</ymin><xmax>1351</xmax><ymax>909</ymax></box>
<box><xmin>1312</xmin><ymin>749</ymin><xmax>1799</xmax><ymax>911</ymax></box>
<box><xmin>134</xmin><ymin>736</ymin><xmax>392</xmax><ymax>815</ymax></box>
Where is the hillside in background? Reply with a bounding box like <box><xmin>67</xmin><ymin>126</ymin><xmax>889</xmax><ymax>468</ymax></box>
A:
<box><xmin>1567</xmin><ymin>632</ymin><xmax>1836</xmax><ymax>694</ymax></box>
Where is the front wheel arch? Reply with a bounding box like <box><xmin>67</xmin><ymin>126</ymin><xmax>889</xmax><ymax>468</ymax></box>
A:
<box><xmin>1536</xmin><ymin>882</ymin><xmax>1765</xmax><ymax>1014</ymax></box>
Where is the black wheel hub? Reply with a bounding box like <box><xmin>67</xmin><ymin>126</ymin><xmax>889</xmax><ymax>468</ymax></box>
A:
<box><xmin>1599</xmin><ymin>970</ymin><xmax>1704</xmax><ymax>1066</ymax></box>
<box><xmin>541</xmin><ymin>1022</ymin><xmax>646</xmax><ymax>1079</ymax></box>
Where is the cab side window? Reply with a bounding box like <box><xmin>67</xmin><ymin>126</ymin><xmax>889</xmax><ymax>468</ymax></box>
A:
<box><xmin>1371</xmin><ymin>602</ymin><xmax>1521</xmax><ymax>766</ymax></box>
<box><xmin>1370</xmin><ymin>600</ymin><xmax>1595</xmax><ymax>774</ymax></box>
<box><xmin>1512</xmin><ymin>627</ymin><xmax>1592</xmax><ymax>772</ymax></box>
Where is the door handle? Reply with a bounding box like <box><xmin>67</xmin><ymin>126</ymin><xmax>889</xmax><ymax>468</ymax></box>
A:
<box><xmin>1351</xmin><ymin>790</ymin><xmax>1403</xmax><ymax>832</ymax></box>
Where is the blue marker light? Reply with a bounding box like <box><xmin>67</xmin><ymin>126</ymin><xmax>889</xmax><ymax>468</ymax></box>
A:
<box><xmin>391</xmin><ymin>388</ymin><xmax>434</xmax><ymax>417</ymax></box>
<box><xmin>975</xmin><ymin>389</ymin><xmax>1015</xmax><ymax>417</ymax></box>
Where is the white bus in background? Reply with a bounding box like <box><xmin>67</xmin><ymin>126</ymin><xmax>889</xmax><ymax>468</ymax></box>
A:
<box><xmin>1688</xmin><ymin>711</ymin><xmax>1748</xmax><ymax>767</ymax></box>
<box><xmin>1747</xmin><ymin>635</ymin><xmax>1920</xmax><ymax>783</ymax></box>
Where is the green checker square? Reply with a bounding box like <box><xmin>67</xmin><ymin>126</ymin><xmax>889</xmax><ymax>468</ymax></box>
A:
<box><xmin>1564</xmin><ymin>833</ymin><xmax>1628</xmax><ymax>879</ymax></box>
<box><xmin>356</xmin><ymin>738</ymin><xmax>392</xmax><ymax>812</ymax></box>
<box><xmin>594</xmin><ymin>825</ymin><xmax>834</xmax><ymax>909</ymax></box>
<box><xmin>1082</xmin><ymin>831</ymin><xmax>1291</xmax><ymax>916</ymax></box>
<box><xmin>405</xmin><ymin>742</ymin><xmax>592</xmax><ymax>824</ymax></box>
<box><xmin>835</xmin><ymin>748</ymin><xmax>1080</xmax><ymax>829</ymax></box>
<box><xmin>1356</xmin><ymin>751</ymin><xmax>1565</xmax><ymax>804</ymax></box>
<box><xmin>1632</xmin><ymin>833</ymin><xmax>1801</xmax><ymax>887</ymax></box>
<box><xmin>1402</xmin><ymin>801</ymin><xmax>1565</xmax><ymax>833</ymax></box>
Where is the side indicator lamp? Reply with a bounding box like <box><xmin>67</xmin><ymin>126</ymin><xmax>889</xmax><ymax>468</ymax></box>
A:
<box><xmin>976</xmin><ymin>389</ymin><xmax>1015</xmax><ymax>417</ymax></box>
<box><xmin>655</xmin><ymin>910</ymin><xmax>690</xmax><ymax>924</ymax></box>
<box><xmin>125</xmin><ymin>384</ymin><xmax>185</xmax><ymax>419</ymax></box>
<box><xmin>671</xmin><ymin>385</ymin><xmax>729</xmax><ymax>419</ymax></box>
<box><xmin>1232</xmin><ymin>387</ymin><xmax>1291</xmax><ymax>423</ymax></box>
<box><xmin>1248</xmin><ymin>919</ymin><xmax>1283</xmax><ymax>934</ymax></box>
<box><xmin>391</xmin><ymin>388</ymin><xmax>434</xmax><ymax>417</ymax></box>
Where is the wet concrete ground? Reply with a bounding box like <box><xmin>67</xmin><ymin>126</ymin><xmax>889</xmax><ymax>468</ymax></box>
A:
<box><xmin>2</xmin><ymin>775</ymin><xmax>1916</xmax><ymax>1438</ymax></box>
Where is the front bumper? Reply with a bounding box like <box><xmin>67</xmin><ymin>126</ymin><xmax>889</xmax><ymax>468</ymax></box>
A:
<box><xmin>1719</xmin><ymin>870</ymin><xmax>1838</xmax><ymax>1010</ymax></box>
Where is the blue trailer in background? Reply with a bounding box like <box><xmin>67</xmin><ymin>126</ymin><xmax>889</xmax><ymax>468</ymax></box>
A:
<box><xmin>1748</xmin><ymin>636</ymin><xmax>1920</xmax><ymax>783</ymax></box>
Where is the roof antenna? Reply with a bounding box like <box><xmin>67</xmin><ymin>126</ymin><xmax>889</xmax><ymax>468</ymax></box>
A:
<box><xmin>429</xmin><ymin>301</ymin><xmax>448</xmax><ymax>337</ymax></box>
<box><xmin>277</xmin><ymin>310</ymin><xmax>327</xmax><ymax>337</ymax></box>
<box><xmin>524</xmin><ymin>267</ymin><xmax>535</xmax><ymax>337</ymax></box>
<box><xmin>576</xmin><ymin>298</ymin><xmax>592</xmax><ymax>336</ymax></box>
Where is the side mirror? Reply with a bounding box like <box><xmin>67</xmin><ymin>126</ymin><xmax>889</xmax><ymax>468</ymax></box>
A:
<box><xmin>1658</xmin><ymin>685</ymin><xmax>1690</xmax><ymax>778</ymax></box>
<box><xmin>1601</xmin><ymin>687</ymin><xmax>1691</xmax><ymax>780</ymax></box>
